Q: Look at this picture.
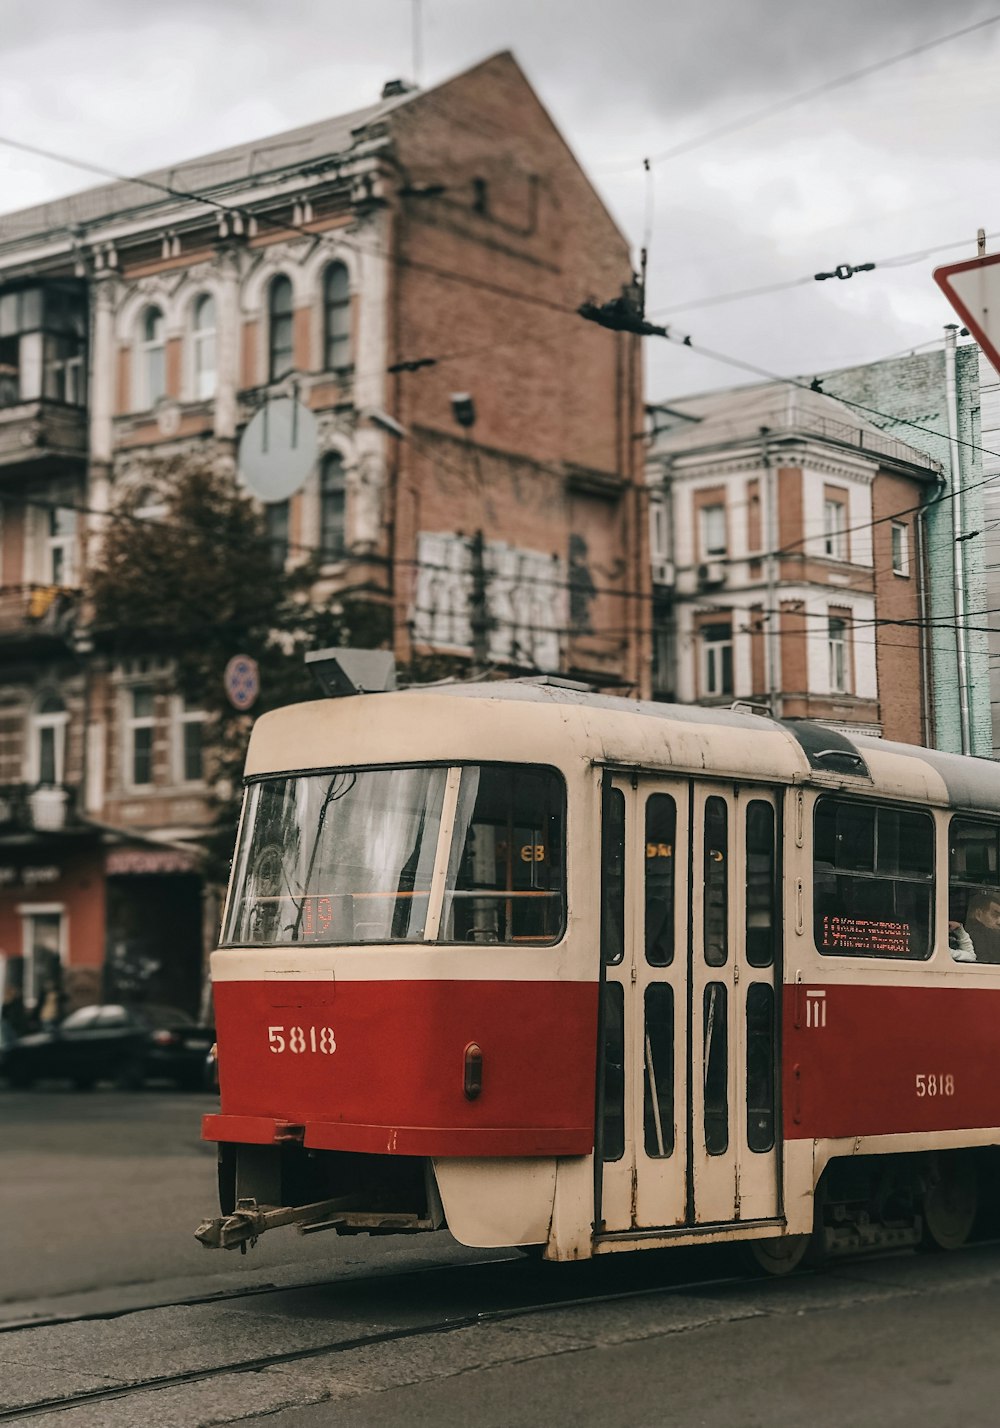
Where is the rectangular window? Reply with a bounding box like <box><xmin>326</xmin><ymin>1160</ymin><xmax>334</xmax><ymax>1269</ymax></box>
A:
<box><xmin>745</xmin><ymin>800</ymin><xmax>777</xmax><ymax>967</ymax></box>
<box><xmin>225</xmin><ymin>763</ymin><xmax>566</xmax><ymax>948</ymax></box>
<box><xmin>828</xmin><ymin>616</ymin><xmax>848</xmax><ymax>693</ymax></box>
<box><xmin>602</xmin><ymin>784</ymin><xmax>626</xmax><ymax>966</ymax></box>
<box><xmin>645</xmin><ymin>794</ymin><xmax>675</xmax><ymax>965</ymax></box>
<box><xmin>175</xmin><ymin>697</ymin><xmax>206</xmax><ymax>784</ymax></box>
<box><xmin>20</xmin><ymin>907</ymin><xmax>63</xmax><ymax>1009</ymax></box>
<box><xmin>602</xmin><ymin>981</ymin><xmax>625</xmax><ymax>1162</ymax></box>
<box><xmin>704</xmin><ymin>795</ymin><xmax>728</xmax><ymax>966</ymax></box>
<box><xmin>0</xmin><ymin>285</ymin><xmax>86</xmax><ymax>408</ymax></box>
<box><xmin>746</xmin><ymin>983</ymin><xmax>775</xmax><ymax>1153</ymax></box>
<box><xmin>443</xmin><ymin>765</ymin><xmax>565</xmax><ymax>944</ymax></box>
<box><xmin>703</xmin><ymin>982</ymin><xmax>729</xmax><ymax>1155</ymax></box>
<box><xmin>823</xmin><ymin>496</ymin><xmax>847</xmax><ymax>559</ymax></box>
<box><xmin>47</xmin><ymin>504</ymin><xmax>77</xmax><ymax>587</ymax></box>
<box><xmin>650</xmin><ymin>496</ymin><xmax>670</xmax><ymax>567</ymax></box>
<box><xmin>265</xmin><ymin>500</ymin><xmax>289</xmax><ymax>570</ymax></box>
<box><xmin>813</xmin><ymin>797</ymin><xmax>935</xmax><ymax>958</ymax></box>
<box><xmin>643</xmin><ymin>983</ymin><xmax>674</xmax><ymax>1158</ymax></box>
<box><xmin>702</xmin><ymin>623</ymin><xmax>733</xmax><ymax>698</ymax></box>
<box><xmin>129</xmin><ymin>687</ymin><xmax>155</xmax><ymax>788</ymax></box>
<box><xmin>949</xmin><ymin>818</ymin><xmax>1000</xmax><ymax>964</ymax></box>
<box><xmin>699</xmin><ymin>503</ymin><xmax>727</xmax><ymax>558</ymax></box>
<box><xmin>891</xmin><ymin>521</ymin><xmax>910</xmax><ymax>576</ymax></box>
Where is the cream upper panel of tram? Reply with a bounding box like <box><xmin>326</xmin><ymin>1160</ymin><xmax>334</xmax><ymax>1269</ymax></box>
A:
<box><xmin>211</xmin><ymin>942</ymin><xmax>592</xmax><ymax>983</ymax></box>
<box><xmin>244</xmin><ymin>676</ymin><xmax>1000</xmax><ymax>812</ymax></box>
<box><xmin>243</xmin><ymin>685</ymin><xmax>811</xmax><ymax>787</ymax></box>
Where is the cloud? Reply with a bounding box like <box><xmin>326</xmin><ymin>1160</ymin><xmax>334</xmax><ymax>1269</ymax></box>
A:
<box><xmin>0</xmin><ymin>0</ymin><xmax>997</xmax><ymax>399</ymax></box>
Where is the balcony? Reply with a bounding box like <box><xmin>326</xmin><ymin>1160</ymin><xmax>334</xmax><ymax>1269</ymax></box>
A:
<box><xmin>0</xmin><ymin>280</ymin><xmax>88</xmax><ymax>474</ymax></box>
<box><xmin>0</xmin><ymin>399</ymin><xmax>88</xmax><ymax>474</ymax></box>
<box><xmin>0</xmin><ymin>584</ymin><xmax>79</xmax><ymax>647</ymax></box>
<box><xmin>0</xmin><ymin>782</ymin><xmax>79</xmax><ymax>835</ymax></box>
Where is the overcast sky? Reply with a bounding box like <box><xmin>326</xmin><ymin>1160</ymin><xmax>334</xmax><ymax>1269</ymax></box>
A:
<box><xmin>1</xmin><ymin>0</ymin><xmax>998</xmax><ymax>398</ymax></box>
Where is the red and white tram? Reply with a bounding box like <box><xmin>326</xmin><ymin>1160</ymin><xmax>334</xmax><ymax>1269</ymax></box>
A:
<box><xmin>197</xmin><ymin>676</ymin><xmax>1000</xmax><ymax>1271</ymax></box>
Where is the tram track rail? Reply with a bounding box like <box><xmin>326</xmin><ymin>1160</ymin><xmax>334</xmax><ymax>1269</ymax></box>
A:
<box><xmin>0</xmin><ymin>1252</ymin><xmax>522</xmax><ymax>1335</ymax></box>
<box><xmin>7</xmin><ymin>1237</ymin><xmax>1000</xmax><ymax>1422</ymax></box>
<box><xmin>0</xmin><ymin>1265</ymin><xmax>758</xmax><ymax>1422</ymax></box>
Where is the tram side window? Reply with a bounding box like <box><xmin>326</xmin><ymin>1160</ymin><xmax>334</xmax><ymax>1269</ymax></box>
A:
<box><xmin>443</xmin><ymin>765</ymin><xmax>565</xmax><ymax>944</ymax></box>
<box><xmin>643</xmin><ymin>983</ymin><xmax>674</xmax><ymax>1158</ymax></box>
<box><xmin>949</xmin><ymin>818</ymin><xmax>1000</xmax><ymax>964</ymax></box>
<box><xmin>601</xmin><ymin>982</ymin><xmax>625</xmax><ymax>1162</ymax></box>
<box><xmin>704</xmin><ymin>796</ymin><xmax>728</xmax><ymax>966</ymax></box>
<box><xmin>602</xmin><ymin>786</ymin><xmax>626</xmax><ymax>966</ymax></box>
<box><xmin>746</xmin><ymin>801</ymin><xmax>777</xmax><ymax>967</ymax></box>
<box><xmin>746</xmin><ymin>983</ymin><xmax>775</xmax><ymax>1153</ymax></box>
<box><xmin>703</xmin><ymin>983</ymin><xmax>729</xmax><ymax>1155</ymax></box>
<box><xmin>813</xmin><ymin>797</ymin><xmax>934</xmax><ymax>959</ymax></box>
<box><xmin>645</xmin><ymin>794</ymin><xmax>675</xmax><ymax>966</ymax></box>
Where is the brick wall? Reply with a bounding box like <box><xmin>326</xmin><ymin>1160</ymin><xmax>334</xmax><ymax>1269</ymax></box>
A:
<box><xmin>388</xmin><ymin>54</ymin><xmax>646</xmax><ymax>689</ymax></box>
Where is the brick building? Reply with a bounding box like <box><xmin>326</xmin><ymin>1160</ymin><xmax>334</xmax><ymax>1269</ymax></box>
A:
<box><xmin>0</xmin><ymin>52</ymin><xmax>645</xmax><ymax>1015</ymax></box>
<box><xmin>646</xmin><ymin>383</ymin><xmax>939</xmax><ymax>741</ymax></box>
<box><xmin>822</xmin><ymin>337</ymin><xmax>991</xmax><ymax>757</ymax></box>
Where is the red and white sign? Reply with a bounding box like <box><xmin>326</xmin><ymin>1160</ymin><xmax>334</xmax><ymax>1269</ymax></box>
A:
<box><xmin>934</xmin><ymin>251</ymin><xmax>1000</xmax><ymax>377</ymax></box>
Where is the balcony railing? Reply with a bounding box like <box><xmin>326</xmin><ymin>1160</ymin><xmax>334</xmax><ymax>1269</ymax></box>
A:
<box><xmin>0</xmin><ymin>782</ymin><xmax>78</xmax><ymax>834</ymax></box>
<box><xmin>0</xmin><ymin>398</ymin><xmax>88</xmax><ymax>470</ymax></box>
<box><xmin>0</xmin><ymin>584</ymin><xmax>79</xmax><ymax>639</ymax></box>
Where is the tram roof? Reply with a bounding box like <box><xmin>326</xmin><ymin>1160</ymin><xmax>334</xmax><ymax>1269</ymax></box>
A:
<box><xmin>246</xmin><ymin>679</ymin><xmax>1000</xmax><ymax>815</ymax></box>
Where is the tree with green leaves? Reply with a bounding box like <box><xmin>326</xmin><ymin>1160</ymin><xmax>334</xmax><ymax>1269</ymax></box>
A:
<box><xmin>87</xmin><ymin>452</ymin><xmax>392</xmax><ymax>880</ymax></box>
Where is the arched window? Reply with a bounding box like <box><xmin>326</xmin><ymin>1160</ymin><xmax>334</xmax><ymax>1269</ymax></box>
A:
<box><xmin>192</xmin><ymin>293</ymin><xmax>216</xmax><ymax>400</ymax></box>
<box><xmin>320</xmin><ymin>454</ymin><xmax>346</xmax><ymax>562</ymax></box>
<box><xmin>140</xmin><ymin>306</ymin><xmax>166</xmax><ymax>408</ymax></box>
<box><xmin>268</xmin><ymin>276</ymin><xmax>294</xmax><ymax>382</ymax></box>
<box><xmin>31</xmin><ymin>693</ymin><xmax>68</xmax><ymax>786</ymax></box>
<box><xmin>323</xmin><ymin>264</ymin><xmax>351</xmax><ymax>371</ymax></box>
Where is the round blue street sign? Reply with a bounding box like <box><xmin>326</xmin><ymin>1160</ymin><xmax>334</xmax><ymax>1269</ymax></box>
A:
<box><xmin>224</xmin><ymin>654</ymin><xmax>260</xmax><ymax>711</ymax></box>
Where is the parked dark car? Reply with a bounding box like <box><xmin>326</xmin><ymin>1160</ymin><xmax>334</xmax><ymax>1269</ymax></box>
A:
<box><xmin>4</xmin><ymin>1004</ymin><xmax>215</xmax><ymax>1091</ymax></box>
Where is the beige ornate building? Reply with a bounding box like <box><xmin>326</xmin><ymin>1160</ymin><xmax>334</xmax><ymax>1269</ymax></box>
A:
<box><xmin>0</xmin><ymin>52</ymin><xmax>646</xmax><ymax>1013</ymax></box>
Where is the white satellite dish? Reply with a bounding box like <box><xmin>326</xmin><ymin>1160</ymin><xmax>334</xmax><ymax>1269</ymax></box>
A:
<box><xmin>238</xmin><ymin>397</ymin><xmax>319</xmax><ymax>504</ymax></box>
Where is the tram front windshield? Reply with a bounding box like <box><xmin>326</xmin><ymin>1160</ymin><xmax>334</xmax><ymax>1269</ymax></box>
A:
<box><xmin>224</xmin><ymin>764</ymin><xmax>565</xmax><ymax>946</ymax></box>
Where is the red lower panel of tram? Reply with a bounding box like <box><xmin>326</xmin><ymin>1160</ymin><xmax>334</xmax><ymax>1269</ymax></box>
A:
<box><xmin>784</xmin><ymin>982</ymin><xmax>1000</xmax><ymax>1140</ymax></box>
<box><xmin>205</xmin><ymin>977</ymin><xmax>598</xmax><ymax>1157</ymax></box>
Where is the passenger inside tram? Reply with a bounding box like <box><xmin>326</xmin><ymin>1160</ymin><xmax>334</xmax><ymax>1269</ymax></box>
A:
<box><xmin>963</xmin><ymin>892</ymin><xmax>1000</xmax><ymax>963</ymax></box>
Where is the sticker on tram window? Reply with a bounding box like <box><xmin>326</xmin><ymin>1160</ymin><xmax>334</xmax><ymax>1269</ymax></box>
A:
<box><xmin>268</xmin><ymin>1025</ymin><xmax>337</xmax><ymax>1054</ymax></box>
<box><xmin>820</xmin><ymin>915</ymin><xmax>911</xmax><ymax>956</ymax></box>
<box><xmin>519</xmin><ymin>844</ymin><xmax>547</xmax><ymax>863</ymax></box>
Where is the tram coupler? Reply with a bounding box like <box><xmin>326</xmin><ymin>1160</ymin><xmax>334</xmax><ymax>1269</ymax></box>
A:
<box><xmin>195</xmin><ymin>1194</ymin><xmax>360</xmax><ymax>1251</ymax></box>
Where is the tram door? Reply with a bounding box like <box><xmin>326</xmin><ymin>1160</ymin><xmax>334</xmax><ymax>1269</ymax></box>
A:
<box><xmin>598</xmin><ymin>777</ymin><xmax>782</xmax><ymax>1235</ymax></box>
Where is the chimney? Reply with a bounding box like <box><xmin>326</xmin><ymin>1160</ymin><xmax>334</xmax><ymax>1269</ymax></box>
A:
<box><xmin>381</xmin><ymin>79</ymin><xmax>416</xmax><ymax>99</ymax></box>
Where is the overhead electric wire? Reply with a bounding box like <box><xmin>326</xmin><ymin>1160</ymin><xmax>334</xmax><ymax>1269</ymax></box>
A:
<box><xmin>5</xmin><ymin>108</ymin><xmax>1000</xmax><ymax>668</ymax></box>
<box><xmin>599</xmin><ymin>12</ymin><xmax>1000</xmax><ymax>174</ymax></box>
<box><xmin>648</xmin><ymin>228</ymin><xmax>1000</xmax><ymax>318</ymax></box>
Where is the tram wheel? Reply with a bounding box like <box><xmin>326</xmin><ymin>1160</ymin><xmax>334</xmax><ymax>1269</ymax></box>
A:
<box><xmin>920</xmin><ymin>1155</ymin><xmax>978</xmax><ymax>1252</ymax></box>
<box><xmin>744</xmin><ymin>1232</ymin><xmax>812</xmax><ymax>1277</ymax></box>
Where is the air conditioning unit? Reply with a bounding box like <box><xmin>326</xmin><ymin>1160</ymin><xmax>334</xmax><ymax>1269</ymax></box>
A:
<box><xmin>697</xmin><ymin>561</ymin><xmax>726</xmax><ymax>590</ymax></box>
<box><xmin>651</xmin><ymin>559</ymin><xmax>675</xmax><ymax>588</ymax></box>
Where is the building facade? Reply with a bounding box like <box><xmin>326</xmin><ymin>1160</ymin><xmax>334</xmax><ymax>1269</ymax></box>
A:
<box><xmin>822</xmin><ymin>337</ymin><xmax>991</xmax><ymax>758</ymax></box>
<box><xmin>647</xmin><ymin>384</ymin><xmax>939</xmax><ymax>743</ymax></box>
<box><xmin>0</xmin><ymin>52</ymin><xmax>645</xmax><ymax>1017</ymax></box>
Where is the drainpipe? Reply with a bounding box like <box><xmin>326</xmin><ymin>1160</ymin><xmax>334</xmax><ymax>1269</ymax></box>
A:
<box><xmin>914</xmin><ymin>505</ymin><xmax>935</xmax><ymax>747</ymax></box>
<box><xmin>945</xmin><ymin>325</ymin><xmax>972</xmax><ymax>755</ymax></box>
<box><xmin>760</xmin><ymin>428</ymin><xmax>780</xmax><ymax>717</ymax></box>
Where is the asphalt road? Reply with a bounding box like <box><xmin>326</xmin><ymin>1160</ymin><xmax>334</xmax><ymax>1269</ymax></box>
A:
<box><xmin>0</xmin><ymin>1088</ymin><xmax>500</xmax><ymax>1320</ymax></box>
<box><xmin>7</xmin><ymin>1091</ymin><xmax>1000</xmax><ymax>1427</ymax></box>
